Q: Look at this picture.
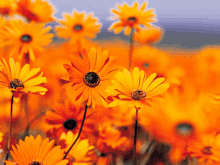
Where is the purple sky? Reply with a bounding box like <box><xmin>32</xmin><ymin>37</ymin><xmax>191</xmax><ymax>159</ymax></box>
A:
<box><xmin>50</xmin><ymin>0</ymin><xmax>220</xmax><ymax>48</ymax></box>
<box><xmin>51</xmin><ymin>0</ymin><xmax>220</xmax><ymax>20</ymax></box>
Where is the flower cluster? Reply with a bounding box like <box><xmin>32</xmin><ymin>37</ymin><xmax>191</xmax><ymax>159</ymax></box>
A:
<box><xmin>0</xmin><ymin>1</ymin><xmax>218</xmax><ymax>165</ymax></box>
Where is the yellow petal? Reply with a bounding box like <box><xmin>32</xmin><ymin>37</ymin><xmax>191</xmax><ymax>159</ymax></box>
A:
<box><xmin>9</xmin><ymin>58</ymin><xmax>16</xmax><ymax>79</ymax></box>
<box><xmin>114</xmin><ymin>26</ymin><xmax>124</xmax><ymax>34</ymax></box>
<box><xmin>133</xmin><ymin>67</ymin><xmax>140</xmax><ymax>89</ymax></box>
<box><xmin>124</xmin><ymin>26</ymin><xmax>132</xmax><ymax>36</ymax></box>
<box><xmin>140</xmin><ymin>2</ymin><xmax>147</xmax><ymax>11</ymax></box>
<box><xmin>22</xmin><ymin>68</ymin><xmax>41</xmax><ymax>82</ymax></box>
<box><xmin>142</xmin><ymin>73</ymin><xmax>157</xmax><ymax>90</ymax></box>
<box><xmin>145</xmin><ymin>77</ymin><xmax>165</xmax><ymax>93</ymax></box>
<box><xmin>146</xmin><ymin>83</ymin><xmax>169</xmax><ymax>97</ymax></box>
<box><xmin>19</xmin><ymin>64</ymin><xmax>30</xmax><ymax>80</ymax></box>
<box><xmin>24</xmin><ymin>77</ymin><xmax>47</xmax><ymax>88</ymax></box>
<box><xmin>29</xmin><ymin>48</ymin><xmax>36</xmax><ymax>61</ymax></box>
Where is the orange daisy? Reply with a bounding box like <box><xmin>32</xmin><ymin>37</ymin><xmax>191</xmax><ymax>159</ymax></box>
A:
<box><xmin>0</xmin><ymin>57</ymin><xmax>47</xmax><ymax>102</ymax></box>
<box><xmin>17</xmin><ymin>0</ymin><xmax>55</xmax><ymax>23</ymax></box>
<box><xmin>63</xmin><ymin>47</ymin><xmax>117</xmax><ymax>108</ymax></box>
<box><xmin>44</xmin><ymin>101</ymin><xmax>96</xmax><ymax>138</ymax></box>
<box><xmin>0</xmin><ymin>0</ymin><xmax>16</xmax><ymax>16</ymax></box>
<box><xmin>106</xmin><ymin>67</ymin><xmax>169</xmax><ymax>110</ymax></box>
<box><xmin>0</xmin><ymin>19</ymin><xmax>53</xmax><ymax>61</ymax></box>
<box><xmin>187</xmin><ymin>133</ymin><xmax>220</xmax><ymax>165</ymax></box>
<box><xmin>60</xmin><ymin>131</ymin><xmax>95</xmax><ymax>164</ymax></box>
<box><xmin>139</xmin><ymin>89</ymin><xmax>219</xmax><ymax>163</ymax></box>
<box><xmin>5</xmin><ymin>135</ymin><xmax>69</xmax><ymax>165</ymax></box>
<box><xmin>96</xmin><ymin>122</ymin><xmax>133</xmax><ymax>154</ymax></box>
<box><xmin>55</xmin><ymin>11</ymin><xmax>101</xmax><ymax>44</ymax></box>
<box><xmin>109</xmin><ymin>1</ymin><xmax>156</xmax><ymax>35</ymax></box>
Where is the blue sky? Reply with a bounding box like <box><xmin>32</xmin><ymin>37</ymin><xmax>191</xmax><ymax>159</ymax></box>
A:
<box><xmin>51</xmin><ymin>0</ymin><xmax>220</xmax><ymax>20</ymax></box>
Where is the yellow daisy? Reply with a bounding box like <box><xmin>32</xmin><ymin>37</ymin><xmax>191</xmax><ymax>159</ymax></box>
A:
<box><xmin>0</xmin><ymin>19</ymin><xmax>53</xmax><ymax>61</ymax></box>
<box><xmin>60</xmin><ymin>131</ymin><xmax>95</xmax><ymax>164</ymax></box>
<box><xmin>106</xmin><ymin>67</ymin><xmax>169</xmax><ymax>110</ymax></box>
<box><xmin>55</xmin><ymin>11</ymin><xmax>101</xmax><ymax>44</ymax></box>
<box><xmin>0</xmin><ymin>57</ymin><xmax>47</xmax><ymax>102</ymax></box>
<box><xmin>109</xmin><ymin>1</ymin><xmax>156</xmax><ymax>35</ymax></box>
<box><xmin>5</xmin><ymin>135</ymin><xmax>69</xmax><ymax>165</ymax></box>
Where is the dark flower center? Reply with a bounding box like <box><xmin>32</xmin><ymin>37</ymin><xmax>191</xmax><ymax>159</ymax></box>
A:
<box><xmin>201</xmin><ymin>146</ymin><xmax>213</xmax><ymax>155</ymax></box>
<box><xmin>83</xmin><ymin>72</ymin><xmax>100</xmax><ymax>88</ymax></box>
<box><xmin>74</xmin><ymin>24</ymin><xmax>83</xmax><ymax>31</ymax></box>
<box><xmin>63</xmin><ymin>119</ymin><xmax>77</xmax><ymax>130</ymax></box>
<box><xmin>100</xmin><ymin>152</ymin><xmax>107</xmax><ymax>157</ymax></box>
<box><xmin>120</xmin><ymin>126</ymin><xmax>129</xmax><ymax>131</ymax></box>
<box><xmin>131</xmin><ymin>89</ymin><xmax>146</xmax><ymax>101</ymax></box>
<box><xmin>29</xmin><ymin>161</ymin><xmax>42</xmax><ymax>165</ymax></box>
<box><xmin>144</xmin><ymin>63</ymin><xmax>149</xmax><ymax>68</ymax></box>
<box><xmin>10</xmin><ymin>79</ymin><xmax>24</xmax><ymax>89</ymax></box>
<box><xmin>176</xmin><ymin>123</ymin><xmax>193</xmax><ymax>136</ymax></box>
<box><xmin>127</xmin><ymin>16</ymin><xmax>137</xmax><ymax>22</ymax></box>
<box><xmin>20</xmin><ymin>34</ymin><xmax>32</xmax><ymax>43</ymax></box>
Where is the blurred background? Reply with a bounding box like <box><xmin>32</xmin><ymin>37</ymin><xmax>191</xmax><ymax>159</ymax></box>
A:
<box><xmin>50</xmin><ymin>0</ymin><xmax>220</xmax><ymax>49</ymax></box>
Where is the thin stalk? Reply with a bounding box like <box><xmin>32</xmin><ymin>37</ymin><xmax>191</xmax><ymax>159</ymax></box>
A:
<box><xmin>63</xmin><ymin>104</ymin><xmax>88</xmax><ymax>159</ymax></box>
<box><xmin>133</xmin><ymin>109</ymin><xmax>138</xmax><ymax>165</ymax></box>
<box><xmin>140</xmin><ymin>141</ymin><xmax>157</xmax><ymax>165</ymax></box>
<box><xmin>23</xmin><ymin>53</ymin><xmax>30</xmax><ymax>136</ymax></box>
<box><xmin>145</xmin><ymin>139</ymin><xmax>156</xmax><ymax>156</ymax></box>
<box><xmin>24</xmin><ymin>108</ymin><xmax>46</xmax><ymax>137</ymax></box>
<box><xmin>181</xmin><ymin>156</ymin><xmax>189</xmax><ymax>165</ymax></box>
<box><xmin>5</xmin><ymin>92</ymin><xmax>14</xmax><ymax>163</ymax></box>
<box><xmin>128</xmin><ymin>28</ymin><xmax>134</xmax><ymax>70</ymax></box>
<box><xmin>24</xmin><ymin>94</ymin><xmax>29</xmax><ymax>136</ymax></box>
<box><xmin>112</xmin><ymin>153</ymin><xmax>116</xmax><ymax>165</ymax></box>
<box><xmin>116</xmin><ymin>155</ymin><xmax>124</xmax><ymax>165</ymax></box>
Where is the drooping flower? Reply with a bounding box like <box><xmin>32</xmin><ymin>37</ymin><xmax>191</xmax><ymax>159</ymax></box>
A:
<box><xmin>60</xmin><ymin>131</ymin><xmax>95</xmax><ymax>164</ymax></box>
<box><xmin>0</xmin><ymin>57</ymin><xmax>47</xmax><ymax>102</ymax></box>
<box><xmin>109</xmin><ymin>1</ymin><xmax>156</xmax><ymax>35</ymax></box>
<box><xmin>0</xmin><ymin>0</ymin><xmax>16</xmax><ymax>16</ymax></box>
<box><xmin>187</xmin><ymin>133</ymin><xmax>220</xmax><ymax>165</ymax></box>
<box><xmin>106</xmin><ymin>67</ymin><xmax>169</xmax><ymax>110</ymax></box>
<box><xmin>63</xmin><ymin>47</ymin><xmax>117</xmax><ymax>108</ymax></box>
<box><xmin>96</xmin><ymin>122</ymin><xmax>133</xmax><ymax>154</ymax></box>
<box><xmin>133</xmin><ymin>26</ymin><xmax>163</xmax><ymax>45</ymax></box>
<box><xmin>17</xmin><ymin>0</ymin><xmax>55</xmax><ymax>23</ymax></box>
<box><xmin>5</xmin><ymin>135</ymin><xmax>69</xmax><ymax>165</ymax></box>
<box><xmin>0</xmin><ymin>19</ymin><xmax>53</xmax><ymax>61</ymax></box>
<box><xmin>55</xmin><ymin>11</ymin><xmax>101</xmax><ymax>44</ymax></box>
<box><xmin>44</xmin><ymin>101</ymin><xmax>96</xmax><ymax>138</ymax></box>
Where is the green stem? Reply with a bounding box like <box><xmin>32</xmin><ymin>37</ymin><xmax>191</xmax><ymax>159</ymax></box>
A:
<box><xmin>24</xmin><ymin>94</ymin><xmax>29</xmax><ymax>136</ymax></box>
<box><xmin>5</xmin><ymin>92</ymin><xmax>14</xmax><ymax>163</ymax></box>
<box><xmin>63</xmin><ymin>104</ymin><xmax>88</xmax><ymax>159</ymax></box>
<box><xmin>23</xmin><ymin>52</ymin><xmax>30</xmax><ymax>136</ymax></box>
<box><xmin>128</xmin><ymin>28</ymin><xmax>134</xmax><ymax>70</ymax></box>
<box><xmin>24</xmin><ymin>108</ymin><xmax>46</xmax><ymax>137</ymax></box>
<box><xmin>133</xmin><ymin>109</ymin><xmax>138</xmax><ymax>165</ymax></box>
<box><xmin>140</xmin><ymin>140</ymin><xmax>157</xmax><ymax>165</ymax></box>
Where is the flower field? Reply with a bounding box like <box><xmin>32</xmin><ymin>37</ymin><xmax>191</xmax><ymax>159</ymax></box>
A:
<box><xmin>0</xmin><ymin>0</ymin><xmax>220</xmax><ymax>165</ymax></box>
